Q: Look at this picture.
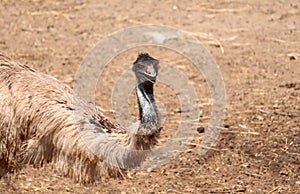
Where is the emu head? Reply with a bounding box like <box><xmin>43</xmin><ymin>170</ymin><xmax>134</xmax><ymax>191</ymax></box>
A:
<box><xmin>132</xmin><ymin>53</ymin><xmax>159</xmax><ymax>85</ymax></box>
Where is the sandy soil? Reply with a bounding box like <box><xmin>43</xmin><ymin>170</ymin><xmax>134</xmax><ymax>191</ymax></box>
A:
<box><xmin>0</xmin><ymin>0</ymin><xmax>299</xmax><ymax>193</ymax></box>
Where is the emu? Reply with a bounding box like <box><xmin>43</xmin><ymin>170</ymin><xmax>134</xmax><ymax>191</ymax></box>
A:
<box><xmin>0</xmin><ymin>53</ymin><xmax>160</xmax><ymax>183</ymax></box>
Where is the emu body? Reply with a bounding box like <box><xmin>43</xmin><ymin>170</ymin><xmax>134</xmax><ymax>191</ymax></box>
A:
<box><xmin>0</xmin><ymin>53</ymin><xmax>160</xmax><ymax>183</ymax></box>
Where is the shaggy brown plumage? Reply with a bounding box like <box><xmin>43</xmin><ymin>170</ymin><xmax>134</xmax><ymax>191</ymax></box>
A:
<box><xmin>0</xmin><ymin>53</ymin><xmax>160</xmax><ymax>183</ymax></box>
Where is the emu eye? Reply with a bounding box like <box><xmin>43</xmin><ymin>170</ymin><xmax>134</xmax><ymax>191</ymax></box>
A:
<box><xmin>134</xmin><ymin>63</ymin><xmax>144</xmax><ymax>71</ymax></box>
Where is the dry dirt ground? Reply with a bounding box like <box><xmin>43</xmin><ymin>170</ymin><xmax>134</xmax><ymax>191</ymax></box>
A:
<box><xmin>0</xmin><ymin>0</ymin><xmax>299</xmax><ymax>193</ymax></box>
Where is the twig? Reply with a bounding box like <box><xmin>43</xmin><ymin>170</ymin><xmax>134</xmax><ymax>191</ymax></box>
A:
<box><xmin>280</xmin><ymin>148</ymin><xmax>300</xmax><ymax>156</ymax></box>
<box><xmin>258</xmin><ymin>109</ymin><xmax>299</xmax><ymax>117</ymax></box>
<box><xmin>221</xmin><ymin>131</ymin><xmax>260</xmax><ymax>135</ymax></box>
<box><xmin>189</xmin><ymin>32</ymin><xmax>224</xmax><ymax>54</ymax></box>
<box><xmin>217</xmin><ymin>126</ymin><xmax>260</xmax><ymax>135</ymax></box>
<box><xmin>231</xmin><ymin>42</ymin><xmax>253</xmax><ymax>47</ymax></box>
<box><xmin>273</xmin><ymin>111</ymin><xmax>299</xmax><ymax>117</ymax></box>
<box><xmin>29</xmin><ymin>4</ymin><xmax>86</xmax><ymax>20</ymax></box>
<box><xmin>211</xmin><ymin>187</ymin><xmax>246</xmax><ymax>193</ymax></box>
<box><xmin>166</xmin><ymin>189</ymin><xmax>182</xmax><ymax>194</ymax></box>
<box><xmin>206</xmin><ymin>39</ymin><xmax>224</xmax><ymax>53</ymax></box>
<box><xmin>242</xmin><ymin>171</ymin><xmax>261</xmax><ymax>178</ymax></box>
<box><xmin>238</xmin><ymin>124</ymin><xmax>260</xmax><ymax>134</ymax></box>
<box><xmin>203</xmin><ymin>7</ymin><xmax>250</xmax><ymax>13</ymax></box>
<box><xmin>258</xmin><ymin>109</ymin><xmax>269</xmax><ymax>114</ymax></box>
<box><xmin>181</xmin><ymin>142</ymin><xmax>228</xmax><ymax>151</ymax></box>
<box><xmin>278</xmin><ymin>10</ymin><xmax>300</xmax><ymax>20</ymax></box>
<box><xmin>238</xmin><ymin>124</ymin><xmax>249</xmax><ymax>129</ymax></box>
<box><xmin>267</xmin><ymin>186</ymin><xmax>280</xmax><ymax>194</ymax></box>
<box><xmin>187</xmin><ymin>6</ymin><xmax>251</xmax><ymax>13</ymax></box>
<box><xmin>265</xmin><ymin>37</ymin><xmax>286</xmax><ymax>44</ymax></box>
<box><xmin>30</xmin><ymin>4</ymin><xmax>85</xmax><ymax>15</ymax></box>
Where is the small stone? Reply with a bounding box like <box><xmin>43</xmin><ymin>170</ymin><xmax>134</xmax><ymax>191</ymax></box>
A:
<box><xmin>289</xmin><ymin>55</ymin><xmax>296</xmax><ymax>61</ymax></box>
<box><xmin>287</xmin><ymin>25</ymin><xmax>296</xmax><ymax>31</ymax></box>
<box><xmin>257</xmin><ymin>115</ymin><xmax>264</xmax><ymax>121</ymax></box>
<box><xmin>280</xmin><ymin>170</ymin><xmax>289</xmax><ymax>176</ymax></box>
<box><xmin>224</xmin><ymin>124</ymin><xmax>230</xmax><ymax>128</ymax></box>
<box><xmin>147</xmin><ymin>168</ymin><xmax>152</xmax><ymax>173</ymax></box>
<box><xmin>197</xmin><ymin>127</ymin><xmax>205</xmax><ymax>133</ymax></box>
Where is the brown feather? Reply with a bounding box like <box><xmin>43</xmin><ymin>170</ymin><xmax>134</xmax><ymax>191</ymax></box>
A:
<box><xmin>0</xmin><ymin>54</ymin><xmax>160</xmax><ymax>183</ymax></box>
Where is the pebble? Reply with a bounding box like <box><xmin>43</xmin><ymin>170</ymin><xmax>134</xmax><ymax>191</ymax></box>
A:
<box><xmin>197</xmin><ymin>127</ymin><xmax>205</xmax><ymax>133</ymax></box>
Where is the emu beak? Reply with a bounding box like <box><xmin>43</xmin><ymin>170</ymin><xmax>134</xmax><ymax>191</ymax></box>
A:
<box><xmin>144</xmin><ymin>65</ymin><xmax>157</xmax><ymax>83</ymax></box>
<box><xmin>143</xmin><ymin>72</ymin><xmax>157</xmax><ymax>83</ymax></box>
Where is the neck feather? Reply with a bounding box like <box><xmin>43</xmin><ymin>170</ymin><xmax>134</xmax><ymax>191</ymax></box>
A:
<box><xmin>136</xmin><ymin>82</ymin><xmax>159</xmax><ymax>128</ymax></box>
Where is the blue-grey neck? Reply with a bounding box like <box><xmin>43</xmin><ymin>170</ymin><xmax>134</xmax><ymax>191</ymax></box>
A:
<box><xmin>136</xmin><ymin>82</ymin><xmax>159</xmax><ymax>129</ymax></box>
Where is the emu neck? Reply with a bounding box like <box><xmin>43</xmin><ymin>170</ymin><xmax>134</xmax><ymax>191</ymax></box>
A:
<box><xmin>136</xmin><ymin>82</ymin><xmax>158</xmax><ymax>127</ymax></box>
